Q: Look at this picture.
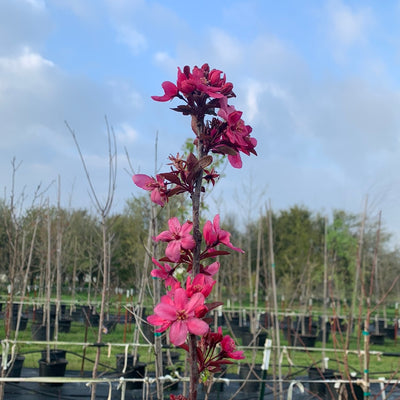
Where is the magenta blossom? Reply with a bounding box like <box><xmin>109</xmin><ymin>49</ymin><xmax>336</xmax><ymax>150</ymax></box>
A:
<box><xmin>186</xmin><ymin>274</ymin><xmax>215</xmax><ymax>298</ymax></box>
<box><xmin>151</xmin><ymin>81</ymin><xmax>178</xmax><ymax>102</ymax></box>
<box><xmin>217</xmin><ymin>97</ymin><xmax>257</xmax><ymax>168</ymax></box>
<box><xmin>147</xmin><ymin>288</ymin><xmax>209</xmax><ymax>346</ymax></box>
<box><xmin>152</xmin><ymin>64</ymin><xmax>234</xmax><ymax>104</ymax></box>
<box><xmin>154</xmin><ymin>217</ymin><xmax>196</xmax><ymax>262</ymax></box>
<box><xmin>132</xmin><ymin>174</ymin><xmax>167</xmax><ymax>206</ymax></box>
<box><xmin>203</xmin><ymin>215</ymin><xmax>243</xmax><ymax>253</ymax></box>
<box><xmin>221</xmin><ymin>333</ymin><xmax>245</xmax><ymax>360</ymax></box>
<box><xmin>150</xmin><ymin>258</ymin><xmax>178</xmax><ymax>288</ymax></box>
<box><xmin>199</xmin><ymin>261</ymin><xmax>220</xmax><ymax>285</ymax></box>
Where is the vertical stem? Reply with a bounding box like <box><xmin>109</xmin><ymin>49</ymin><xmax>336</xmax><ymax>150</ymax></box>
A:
<box><xmin>322</xmin><ymin>217</ymin><xmax>328</xmax><ymax>369</ymax></box>
<box><xmin>187</xmin><ymin>117</ymin><xmax>206</xmax><ymax>400</ymax></box>
<box><xmin>71</xmin><ymin>237</ymin><xmax>77</xmax><ymax>307</ymax></box>
<box><xmin>91</xmin><ymin>216</ymin><xmax>108</xmax><ymax>400</ymax></box>
<box><xmin>46</xmin><ymin>208</ymin><xmax>52</xmax><ymax>363</ymax></box>
<box><xmin>253</xmin><ymin>217</ymin><xmax>262</xmax><ymax>333</ymax></box>
<box><xmin>152</xmin><ymin>132</ymin><xmax>163</xmax><ymax>400</ymax></box>
<box><xmin>267</xmin><ymin>201</ymin><xmax>283</xmax><ymax>400</ymax></box>
<box><xmin>55</xmin><ymin>176</ymin><xmax>62</xmax><ymax>344</ymax></box>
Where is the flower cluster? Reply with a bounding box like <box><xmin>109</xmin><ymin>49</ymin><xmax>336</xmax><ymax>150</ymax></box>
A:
<box><xmin>151</xmin><ymin>63</ymin><xmax>257</xmax><ymax>169</ymax></box>
<box><xmin>147</xmin><ymin>214</ymin><xmax>245</xmax><ymax>365</ymax></box>
<box><xmin>133</xmin><ymin>64</ymin><xmax>254</xmax><ymax>399</ymax></box>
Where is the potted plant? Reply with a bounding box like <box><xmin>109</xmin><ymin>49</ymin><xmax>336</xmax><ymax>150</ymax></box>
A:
<box><xmin>37</xmin><ymin>206</ymin><xmax>68</xmax><ymax>384</ymax></box>
<box><xmin>115</xmin><ymin>353</ymin><xmax>146</xmax><ymax>390</ymax></box>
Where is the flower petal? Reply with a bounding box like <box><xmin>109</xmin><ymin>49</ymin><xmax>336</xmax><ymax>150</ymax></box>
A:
<box><xmin>180</xmin><ymin>221</ymin><xmax>193</xmax><ymax>235</ymax></box>
<box><xmin>173</xmin><ymin>288</ymin><xmax>188</xmax><ymax>310</ymax></box>
<box><xmin>165</xmin><ymin>241</ymin><xmax>182</xmax><ymax>262</ymax></box>
<box><xmin>169</xmin><ymin>320</ymin><xmax>188</xmax><ymax>346</ymax></box>
<box><xmin>154</xmin><ymin>231</ymin><xmax>173</xmax><ymax>242</ymax></box>
<box><xmin>203</xmin><ymin>220</ymin><xmax>216</xmax><ymax>246</ymax></box>
<box><xmin>151</xmin><ymin>81</ymin><xmax>178</xmax><ymax>102</ymax></box>
<box><xmin>168</xmin><ymin>217</ymin><xmax>181</xmax><ymax>233</ymax></box>
<box><xmin>154</xmin><ymin>302</ymin><xmax>177</xmax><ymax>321</ymax></box>
<box><xmin>132</xmin><ymin>174</ymin><xmax>153</xmax><ymax>190</ymax></box>
<box><xmin>205</xmin><ymin>261</ymin><xmax>220</xmax><ymax>276</ymax></box>
<box><xmin>228</xmin><ymin>153</ymin><xmax>242</xmax><ymax>169</ymax></box>
<box><xmin>180</xmin><ymin>235</ymin><xmax>195</xmax><ymax>250</ymax></box>
<box><xmin>185</xmin><ymin>292</ymin><xmax>205</xmax><ymax>315</ymax></box>
<box><xmin>186</xmin><ymin>318</ymin><xmax>209</xmax><ymax>336</ymax></box>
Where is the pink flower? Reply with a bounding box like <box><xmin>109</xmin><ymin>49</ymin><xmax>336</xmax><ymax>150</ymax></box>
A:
<box><xmin>199</xmin><ymin>261</ymin><xmax>220</xmax><ymax>285</ymax></box>
<box><xmin>186</xmin><ymin>273</ymin><xmax>215</xmax><ymax>298</ymax></box>
<box><xmin>203</xmin><ymin>215</ymin><xmax>243</xmax><ymax>253</ymax></box>
<box><xmin>151</xmin><ymin>81</ymin><xmax>178</xmax><ymax>102</ymax></box>
<box><xmin>177</xmin><ymin>67</ymin><xmax>197</xmax><ymax>95</ymax></box>
<box><xmin>154</xmin><ymin>217</ymin><xmax>196</xmax><ymax>262</ymax></box>
<box><xmin>132</xmin><ymin>174</ymin><xmax>167</xmax><ymax>206</ymax></box>
<box><xmin>157</xmin><ymin>65</ymin><xmax>233</xmax><ymax>100</ymax></box>
<box><xmin>221</xmin><ymin>334</ymin><xmax>245</xmax><ymax>360</ymax></box>
<box><xmin>150</xmin><ymin>258</ymin><xmax>178</xmax><ymax>288</ymax></box>
<box><xmin>147</xmin><ymin>288</ymin><xmax>209</xmax><ymax>346</ymax></box>
<box><xmin>217</xmin><ymin>97</ymin><xmax>257</xmax><ymax>168</ymax></box>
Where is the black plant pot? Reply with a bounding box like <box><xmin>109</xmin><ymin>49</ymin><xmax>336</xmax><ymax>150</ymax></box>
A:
<box><xmin>239</xmin><ymin>364</ymin><xmax>264</xmax><ymax>392</ymax></box>
<box><xmin>33</xmin><ymin>309</ymin><xmax>56</xmax><ymax>323</ymax></box>
<box><xmin>338</xmin><ymin>380</ymin><xmax>363</xmax><ymax>400</ymax></box>
<box><xmin>70</xmin><ymin>306</ymin><xmax>83</xmax><ymax>322</ymax></box>
<box><xmin>162</xmin><ymin>351</ymin><xmax>180</xmax><ymax>365</ymax></box>
<box><xmin>295</xmin><ymin>334</ymin><xmax>317</xmax><ymax>348</ymax></box>
<box><xmin>31</xmin><ymin>323</ymin><xmax>55</xmax><ymax>341</ymax></box>
<box><xmin>384</xmin><ymin>326</ymin><xmax>396</xmax><ymax>340</ymax></box>
<box><xmin>370</xmin><ymin>333</ymin><xmax>385</xmax><ymax>345</ymax></box>
<box><xmin>231</xmin><ymin>324</ymin><xmax>249</xmax><ymax>338</ymax></box>
<box><xmin>58</xmin><ymin>318</ymin><xmax>72</xmax><ymax>333</ymax></box>
<box><xmin>317</xmin><ymin>325</ymin><xmax>331</xmax><ymax>342</ymax></box>
<box><xmin>283</xmin><ymin>327</ymin><xmax>294</xmax><ymax>342</ymax></box>
<box><xmin>11</xmin><ymin>315</ymin><xmax>28</xmax><ymax>331</ymax></box>
<box><xmin>120</xmin><ymin>362</ymin><xmax>146</xmax><ymax>390</ymax></box>
<box><xmin>240</xmin><ymin>330</ymin><xmax>256</xmax><ymax>346</ymax></box>
<box><xmin>103</xmin><ymin>319</ymin><xmax>118</xmax><ymax>333</ymax></box>
<box><xmin>230</xmin><ymin>315</ymin><xmax>240</xmax><ymax>326</ymax></box>
<box><xmin>259</xmin><ymin>312</ymin><xmax>273</xmax><ymax>329</ymax></box>
<box><xmin>240</xmin><ymin>330</ymin><xmax>268</xmax><ymax>347</ymax></box>
<box><xmin>81</xmin><ymin>307</ymin><xmax>99</xmax><ymax>326</ymax></box>
<box><xmin>258</xmin><ymin>330</ymin><xmax>268</xmax><ymax>346</ymax></box>
<box><xmin>164</xmin><ymin>365</ymin><xmax>181</xmax><ymax>391</ymax></box>
<box><xmin>38</xmin><ymin>358</ymin><xmax>68</xmax><ymax>386</ymax></box>
<box><xmin>116</xmin><ymin>353</ymin><xmax>141</xmax><ymax>372</ymax></box>
<box><xmin>308</xmin><ymin>367</ymin><xmax>338</xmax><ymax>399</ymax></box>
<box><xmin>40</xmin><ymin>349</ymin><xmax>67</xmax><ymax>362</ymax></box>
<box><xmin>163</xmin><ymin>351</ymin><xmax>181</xmax><ymax>391</ymax></box>
<box><xmin>0</xmin><ymin>355</ymin><xmax>25</xmax><ymax>378</ymax></box>
<box><xmin>89</xmin><ymin>313</ymin><xmax>99</xmax><ymax>327</ymax></box>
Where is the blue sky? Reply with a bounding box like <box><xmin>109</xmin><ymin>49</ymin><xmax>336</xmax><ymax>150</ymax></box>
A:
<box><xmin>2</xmin><ymin>0</ymin><xmax>400</xmax><ymax>242</ymax></box>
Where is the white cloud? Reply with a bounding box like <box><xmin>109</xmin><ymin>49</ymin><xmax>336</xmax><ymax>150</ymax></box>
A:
<box><xmin>326</xmin><ymin>0</ymin><xmax>374</xmax><ymax>53</ymax></box>
<box><xmin>48</xmin><ymin>0</ymin><xmax>98</xmax><ymax>20</ymax></box>
<box><xmin>154</xmin><ymin>51</ymin><xmax>177</xmax><ymax>73</ymax></box>
<box><xmin>0</xmin><ymin>0</ymin><xmax>51</xmax><ymax>55</ymax></box>
<box><xmin>24</xmin><ymin>0</ymin><xmax>46</xmax><ymax>10</ymax></box>
<box><xmin>207</xmin><ymin>28</ymin><xmax>244</xmax><ymax>66</ymax></box>
<box><xmin>0</xmin><ymin>47</ymin><xmax>54</xmax><ymax>71</ymax></box>
<box><xmin>116</xmin><ymin>25</ymin><xmax>147</xmax><ymax>54</ymax></box>
<box><xmin>115</xmin><ymin>123</ymin><xmax>138</xmax><ymax>144</ymax></box>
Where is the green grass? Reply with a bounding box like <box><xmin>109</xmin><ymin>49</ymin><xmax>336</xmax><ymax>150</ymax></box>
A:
<box><xmin>3</xmin><ymin>311</ymin><xmax>400</xmax><ymax>382</ymax></box>
<box><xmin>3</xmin><ymin>320</ymin><xmax>159</xmax><ymax>373</ymax></box>
<box><xmin>237</xmin><ymin>330</ymin><xmax>400</xmax><ymax>381</ymax></box>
